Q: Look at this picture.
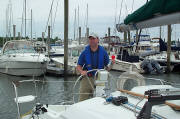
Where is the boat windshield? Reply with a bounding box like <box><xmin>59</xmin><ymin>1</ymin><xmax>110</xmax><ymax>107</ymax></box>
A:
<box><xmin>3</xmin><ymin>41</ymin><xmax>36</xmax><ymax>54</ymax></box>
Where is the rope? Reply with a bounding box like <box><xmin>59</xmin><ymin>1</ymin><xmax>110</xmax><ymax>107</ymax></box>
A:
<box><xmin>52</xmin><ymin>0</ymin><xmax>59</xmax><ymax>38</ymax></box>
<box><xmin>45</xmin><ymin>0</ymin><xmax>55</xmax><ymax>34</ymax></box>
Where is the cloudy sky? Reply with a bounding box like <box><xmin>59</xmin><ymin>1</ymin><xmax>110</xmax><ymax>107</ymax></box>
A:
<box><xmin>0</xmin><ymin>0</ymin><xmax>180</xmax><ymax>40</ymax></box>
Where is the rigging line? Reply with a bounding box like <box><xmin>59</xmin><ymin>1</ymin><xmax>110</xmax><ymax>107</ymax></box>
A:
<box><xmin>52</xmin><ymin>0</ymin><xmax>59</xmax><ymax>38</ymax></box>
<box><xmin>118</xmin><ymin>0</ymin><xmax>124</xmax><ymax>24</ymax></box>
<box><xmin>131</xmin><ymin>0</ymin><xmax>135</xmax><ymax>13</ymax></box>
<box><xmin>44</xmin><ymin>0</ymin><xmax>55</xmax><ymax>34</ymax></box>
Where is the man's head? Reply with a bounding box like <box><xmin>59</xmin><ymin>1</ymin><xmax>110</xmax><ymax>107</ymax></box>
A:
<box><xmin>88</xmin><ymin>32</ymin><xmax>99</xmax><ymax>48</ymax></box>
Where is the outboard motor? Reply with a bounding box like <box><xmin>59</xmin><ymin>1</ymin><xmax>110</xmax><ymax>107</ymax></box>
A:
<box><xmin>141</xmin><ymin>59</ymin><xmax>164</xmax><ymax>74</ymax></box>
<box><xmin>141</xmin><ymin>59</ymin><xmax>156</xmax><ymax>74</ymax></box>
<box><xmin>151</xmin><ymin>60</ymin><xmax>163</xmax><ymax>74</ymax></box>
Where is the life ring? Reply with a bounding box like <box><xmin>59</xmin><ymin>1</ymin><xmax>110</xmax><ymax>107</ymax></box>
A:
<box><xmin>117</xmin><ymin>71</ymin><xmax>145</xmax><ymax>90</ymax></box>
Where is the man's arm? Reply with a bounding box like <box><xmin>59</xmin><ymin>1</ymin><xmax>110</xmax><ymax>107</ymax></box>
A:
<box><xmin>76</xmin><ymin>50</ymin><xmax>87</xmax><ymax>76</ymax></box>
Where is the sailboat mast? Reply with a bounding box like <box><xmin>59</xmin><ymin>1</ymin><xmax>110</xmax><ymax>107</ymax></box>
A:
<box><xmin>31</xmin><ymin>9</ymin><xmax>32</xmax><ymax>41</ymax></box>
<box><xmin>86</xmin><ymin>4</ymin><xmax>88</xmax><ymax>29</ymax></box>
<box><xmin>25</xmin><ymin>0</ymin><xmax>26</xmax><ymax>38</ymax></box>
<box><xmin>86</xmin><ymin>4</ymin><xmax>89</xmax><ymax>39</ymax></box>
<box><xmin>74</xmin><ymin>9</ymin><xmax>76</xmax><ymax>41</ymax></box>
<box><xmin>64</xmin><ymin>0</ymin><xmax>69</xmax><ymax>76</ymax></box>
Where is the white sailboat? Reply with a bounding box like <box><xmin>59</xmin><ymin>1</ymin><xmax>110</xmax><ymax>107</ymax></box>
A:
<box><xmin>0</xmin><ymin>40</ymin><xmax>49</xmax><ymax>76</ymax></box>
<box><xmin>13</xmin><ymin>70</ymin><xmax>180</xmax><ymax>119</ymax></box>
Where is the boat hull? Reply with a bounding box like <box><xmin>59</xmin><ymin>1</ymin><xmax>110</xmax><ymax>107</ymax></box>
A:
<box><xmin>0</xmin><ymin>53</ymin><xmax>48</xmax><ymax>76</ymax></box>
<box><xmin>112</xmin><ymin>59</ymin><xmax>143</xmax><ymax>73</ymax></box>
<box><xmin>52</xmin><ymin>57</ymin><xmax>78</xmax><ymax>75</ymax></box>
<box><xmin>0</xmin><ymin>61</ymin><xmax>47</xmax><ymax>76</ymax></box>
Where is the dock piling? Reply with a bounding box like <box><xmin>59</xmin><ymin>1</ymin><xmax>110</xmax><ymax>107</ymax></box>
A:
<box><xmin>13</xmin><ymin>25</ymin><xmax>16</xmax><ymax>40</ymax></box>
<box><xmin>167</xmin><ymin>25</ymin><xmax>171</xmax><ymax>73</ymax></box>
<box><xmin>64</xmin><ymin>0</ymin><xmax>69</xmax><ymax>76</ymax></box>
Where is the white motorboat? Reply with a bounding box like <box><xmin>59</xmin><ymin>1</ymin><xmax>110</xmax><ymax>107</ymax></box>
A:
<box><xmin>109</xmin><ymin>45</ymin><xmax>143</xmax><ymax>73</ymax></box>
<box><xmin>13</xmin><ymin>70</ymin><xmax>180</xmax><ymax>119</ymax></box>
<box><xmin>52</xmin><ymin>43</ymin><xmax>85</xmax><ymax>75</ymax></box>
<box><xmin>0</xmin><ymin>40</ymin><xmax>49</xmax><ymax>76</ymax></box>
<box><xmin>50</xmin><ymin>45</ymin><xmax>64</xmax><ymax>57</ymax></box>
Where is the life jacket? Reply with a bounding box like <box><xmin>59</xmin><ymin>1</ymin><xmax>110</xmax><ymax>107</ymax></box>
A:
<box><xmin>84</xmin><ymin>45</ymin><xmax>105</xmax><ymax>71</ymax></box>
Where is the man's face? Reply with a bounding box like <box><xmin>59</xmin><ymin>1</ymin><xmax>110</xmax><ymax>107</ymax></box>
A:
<box><xmin>89</xmin><ymin>37</ymin><xmax>99</xmax><ymax>48</ymax></box>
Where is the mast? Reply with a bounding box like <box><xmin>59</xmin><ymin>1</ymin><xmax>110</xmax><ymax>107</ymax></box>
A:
<box><xmin>74</xmin><ymin>9</ymin><xmax>76</xmax><ymax>40</ymax></box>
<box><xmin>31</xmin><ymin>9</ymin><xmax>32</xmax><ymax>41</ymax></box>
<box><xmin>25</xmin><ymin>0</ymin><xmax>26</xmax><ymax>38</ymax></box>
<box><xmin>86</xmin><ymin>4</ymin><xmax>89</xmax><ymax>39</ymax></box>
<box><xmin>77</xmin><ymin>5</ymin><xmax>79</xmax><ymax>40</ymax></box>
<box><xmin>86</xmin><ymin>4</ymin><xmax>88</xmax><ymax>29</ymax></box>
<box><xmin>64</xmin><ymin>0</ymin><xmax>69</xmax><ymax>76</ymax></box>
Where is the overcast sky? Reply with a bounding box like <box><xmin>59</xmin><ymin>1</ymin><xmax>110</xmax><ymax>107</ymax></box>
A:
<box><xmin>0</xmin><ymin>0</ymin><xmax>180</xmax><ymax>40</ymax></box>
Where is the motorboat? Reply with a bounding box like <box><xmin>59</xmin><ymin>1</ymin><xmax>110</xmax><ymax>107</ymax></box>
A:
<box><xmin>51</xmin><ymin>43</ymin><xmax>85</xmax><ymax>75</ymax></box>
<box><xmin>109</xmin><ymin>45</ymin><xmax>163</xmax><ymax>74</ymax></box>
<box><xmin>0</xmin><ymin>40</ymin><xmax>49</xmax><ymax>76</ymax></box>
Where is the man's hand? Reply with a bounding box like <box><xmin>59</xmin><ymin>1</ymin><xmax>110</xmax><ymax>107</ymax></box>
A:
<box><xmin>80</xmin><ymin>70</ymin><xmax>87</xmax><ymax>76</ymax></box>
<box><xmin>77</xmin><ymin>65</ymin><xmax>87</xmax><ymax>76</ymax></box>
<box><xmin>106</xmin><ymin>59</ymin><xmax>115</xmax><ymax>71</ymax></box>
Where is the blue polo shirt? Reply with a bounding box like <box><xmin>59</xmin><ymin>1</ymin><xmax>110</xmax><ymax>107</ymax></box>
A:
<box><xmin>77</xmin><ymin>46</ymin><xmax>109</xmax><ymax>70</ymax></box>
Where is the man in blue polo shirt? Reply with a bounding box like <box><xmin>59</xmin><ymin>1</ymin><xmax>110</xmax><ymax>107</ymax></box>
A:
<box><xmin>76</xmin><ymin>32</ymin><xmax>110</xmax><ymax>101</ymax></box>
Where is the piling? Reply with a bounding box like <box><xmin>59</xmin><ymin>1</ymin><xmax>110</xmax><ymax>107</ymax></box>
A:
<box><xmin>124</xmin><ymin>31</ymin><xmax>127</xmax><ymax>43</ymax></box>
<box><xmin>108</xmin><ymin>27</ymin><xmax>111</xmax><ymax>54</ymax></box>
<box><xmin>86</xmin><ymin>27</ymin><xmax>89</xmax><ymax>39</ymax></box>
<box><xmin>18</xmin><ymin>32</ymin><xmax>21</xmax><ymax>40</ymax></box>
<box><xmin>78</xmin><ymin>27</ymin><xmax>81</xmax><ymax>45</ymax></box>
<box><xmin>136</xmin><ymin>30</ymin><xmax>138</xmax><ymax>43</ymax></box>
<box><xmin>13</xmin><ymin>25</ymin><xmax>16</xmax><ymax>40</ymax></box>
<box><xmin>48</xmin><ymin>26</ymin><xmax>51</xmax><ymax>58</ymax></box>
<box><xmin>128</xmin><ymin>31</ymin><xmax>130</xmax><ymax>44</ymax></box>
<box><xmin>64</xmin><ymin>0</ymin><xmax>69</xmax><ymax>76</ymax></box>
<box><xmin>42</xmin><ymin>32</ymin><xmax>45</xmax><ymax>43</ymax></box>
<box><xmin>160</xmin><ymin>26</ymin><xmax>162</xmax><ymax>39</ymax></box>
<box><xmin>167</xmin><ymin>25</ymin><xmax>171</xmax><ymax>73</ymax></box>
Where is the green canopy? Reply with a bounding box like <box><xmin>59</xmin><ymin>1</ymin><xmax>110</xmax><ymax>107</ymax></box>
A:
<box><xmin>124</xmin><ymin>0</ymin><xmax>180</xmax><ymax>25</ymax></box>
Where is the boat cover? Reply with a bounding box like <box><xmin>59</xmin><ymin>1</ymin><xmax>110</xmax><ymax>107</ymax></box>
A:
<box><xmin>124</xmin><ymin>0</ymin><xmax>180</xmax><ymax>24</ymax></box>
